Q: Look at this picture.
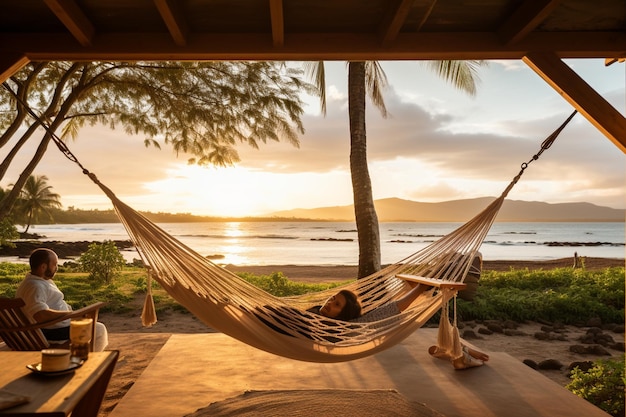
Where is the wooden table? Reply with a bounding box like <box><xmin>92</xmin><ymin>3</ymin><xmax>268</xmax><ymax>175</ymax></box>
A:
<box><xmin>0</xmin><ymin>350</ymin><xmax>118</xmax><ymax>416</ymax></box>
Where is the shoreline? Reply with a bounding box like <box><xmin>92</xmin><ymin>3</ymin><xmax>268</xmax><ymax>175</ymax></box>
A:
<box><xmin>224</xmin><ymin>256</ymin><xmax>624</xmax><ymax>283</ymax></box>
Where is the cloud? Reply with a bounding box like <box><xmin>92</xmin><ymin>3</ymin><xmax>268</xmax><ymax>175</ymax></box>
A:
<box><xmin>2</xmin><ymin>59</ymin><xmax>623</xmax><ymax>213</ymax></box>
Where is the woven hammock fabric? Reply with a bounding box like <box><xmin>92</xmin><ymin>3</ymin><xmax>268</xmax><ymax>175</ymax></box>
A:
<box><xmin>81</xmin><ymin>111</ymin><xmax>578</xmax><ymax>363</ymax></box>
<box><xmin>93</xmin><ymin>180</ymin><xmax>501</xmax><ymax>362</ymax></box>
<box><xmin>78</xmin><ymin>110</ymin><xmax>575</xmax><ymax>362</ymax></box>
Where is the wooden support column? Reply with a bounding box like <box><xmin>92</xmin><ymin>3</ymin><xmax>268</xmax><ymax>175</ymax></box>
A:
<box><xmin>523</xmin><ymin>52</ymin><xmax>626</xmax><ymax>153</ymax></box>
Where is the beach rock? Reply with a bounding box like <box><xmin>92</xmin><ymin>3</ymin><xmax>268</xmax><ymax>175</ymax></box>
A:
<box><xmin>569</xmin><ymin>344</ymin><xmax>611</xmax><ymax>355</ymax></box>
<box><xmin>587</xmin><ymin>345</ymin><xmax>611</xmax><ymax>355</ymax></box>
<box><xmin>610</xmin><ymin>341</ymin><xmax>625</xmax><ymax>351</ymax></box>
<box><xmin>579</xmin><ymin>333</ymin><xmax>595</xmax><ymax>344</ymax></box>
<box><xmin>534</xmin><ymin>332</ymin><xmax>550</xmax><ymax>341</ymax></box>
<box><xmin>485</xmin><ymin>322</ymin><xmax>504</xmax><ymax>334</ymax></box>
<box><xmin>477</xmin><ymin>327</ymin><xmax>493</xmax><ymax>335</ymax></box>
<box><xmin>595</xmin><ymin>334</ymin><xmax>615</xmax><ymax>346</ymax></box>
<box><xmin>461</xmin><ymin>330</ymin><xmax>480</xmax><ymax>340</ymax></box>
<box><xmin>569</xmin><ymin>345</ymin><xmax>588</xmax><ymax>354</ymax></box>
<box><xmin>523</xmin><ymin>359</ymin><xmax>538</xmax><ymax>370</ymax></box>
<box><xmin>568</xmin><ymin>361</ymin><xmax>594</xmax><ymax>373</ymax></box>
<box><xmin>579</xmin><ymin>328</ymin><xmax>615</xmax><ymax>346</ymax></box>
<box><xmin>611</xmin><ymin>324</ymin><xmax>625</xmax><ymax>334</ymax></box>
<box><xmin>538</xmin><ymin>359</ymin><xmax>563</xmax><ymax>370</ymax></box>
<box><xmin>504</xmin><ymin>329</ymin><xmax>527</xmax><ymax>336</ymax></box>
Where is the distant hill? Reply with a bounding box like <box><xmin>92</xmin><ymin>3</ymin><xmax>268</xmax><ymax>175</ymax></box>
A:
<box><xmin>267</xmin><ymin>197</ymin><xmax>625</xmax><ymax>222</ymax></box>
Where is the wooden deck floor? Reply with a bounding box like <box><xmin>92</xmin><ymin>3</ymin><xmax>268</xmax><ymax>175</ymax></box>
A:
<box><xmin>108</xmin><ymin>329</ymin><xmax>609</xmax><ymax>417</ymax></box>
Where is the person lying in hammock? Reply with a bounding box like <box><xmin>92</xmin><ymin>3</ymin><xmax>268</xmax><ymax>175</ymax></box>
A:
<box><xmin>309</xmin><ymin>283</ymin><xmax>489</xmax><ymax>368</ymax></box>
<box><xmin>308</xmin><ymin>281</ymin><xmax>433</xmax><ymax>322</ymax></box>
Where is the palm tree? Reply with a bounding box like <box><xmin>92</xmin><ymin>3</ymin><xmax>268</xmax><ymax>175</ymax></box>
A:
<box><xmin>307</xmin><ymin>60</ymin><xmax>485</xmax><ymax>278</ymax></box>
<box><xmin>14</xmin><ymin>174</ymin><xmax>62</xmax><ymax>233</ymax></box>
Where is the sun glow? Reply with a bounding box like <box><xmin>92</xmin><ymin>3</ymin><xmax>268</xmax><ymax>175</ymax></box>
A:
<box><xmin>142</xmin><ymin>165</ymin><xmax>275</xmax><ymax>217</ymax></box>
<box><xmin>137</xmin><ymin>162</ymin><xmax>359</xmax><ymax>217</ymax></box>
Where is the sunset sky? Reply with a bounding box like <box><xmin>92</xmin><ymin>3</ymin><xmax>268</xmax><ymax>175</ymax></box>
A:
<box><xmin>3</xmin><ymin>59</ymin><xmax>625</xmax><ymax>218</ymax></box>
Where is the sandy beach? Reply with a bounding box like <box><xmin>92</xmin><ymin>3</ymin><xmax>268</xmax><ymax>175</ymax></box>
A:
<box><xmin>97</xmin><ymin>258</ymin><xmax>624</xmax><ymax>417</ymax></box>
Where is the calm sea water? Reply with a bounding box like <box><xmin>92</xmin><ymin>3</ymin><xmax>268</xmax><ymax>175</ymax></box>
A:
<box><xmin>7</xmin><ymin>221</ymin><xmax>624</xmax><ymax>266</ymax></box>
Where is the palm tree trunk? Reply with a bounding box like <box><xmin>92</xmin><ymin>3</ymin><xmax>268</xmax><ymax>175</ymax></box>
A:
<box><xmin>348</xmin><ymin>62</ymin><xmax>381</xmax><ymax>278</ymax></box>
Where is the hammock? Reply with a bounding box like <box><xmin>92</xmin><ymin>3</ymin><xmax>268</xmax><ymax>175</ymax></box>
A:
<box><xmin>4</xmin><ymin>80</ymin><xmax>577</xmax><ymax>362</ymax></box>
<box><xmin>80</xmin><ymin>111</ymin><xmax>575</xmax><ymax>363</ymax></box>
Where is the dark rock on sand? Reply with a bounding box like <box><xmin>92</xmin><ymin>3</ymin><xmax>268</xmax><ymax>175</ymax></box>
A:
<box><xmin>477</xmin><ymin>327</ymin><xmax>493</xmax><ymax>335</ymax></box>
<box><xmin>569</xmin><ymin>344</ymin><xmax>611</xmax><ymax>355</ymax></box>
<box><xmin>568</xmin><ymin>361</ymin><xmax>594</xmax><ymax>373</ymax></box>
<box><xmin>504</xmin><ymin>329</ymin><xmax>527</xmax><ymax>336</ymax></box>
<box><xmin>523</xmin><ymin>359</ymin><xmax>538</xmax><ymax>369</ymax></box>
<box><xmin>461</xmin><ymin>329</ymin><xmax>480</xmax><ymax>340</ymax></box>
<box><xmin>538</xmin><ymin>359</ymin><xmax>563</xmax><ymax>370</ymax></box>
<box><xmin>485</xmin><ymin>322</ymin><xmax>504</xmax><ymax>333</ymax></box>
<box><xmin>579</xmin><ymin>328</ymin><xmax>616</xmax><ymax>347</ymax></box>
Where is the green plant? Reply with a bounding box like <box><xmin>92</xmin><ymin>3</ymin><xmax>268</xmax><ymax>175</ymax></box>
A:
<box><xmin>457</xmin><ymin>267</ymin><xmax>625</xmax><ymax>324</ymax></box>
<box><xmin>239</xmin><ymin>272</ymin><xmax>346</xmax><ymax>297</ymax></box>
<box><xmin>0</xmin><ymin>217</ymin><xmax>19</xmax><ymax>248</ymax></box>
<box><xmin>77</xmin><ymin>240</ymin><xmax>126</xmax><ymax>286</ymax></box>
<box><xmin>567</xmin><ymin>355</ymin><xmax>625</xmax><ymax>417</ymax></box>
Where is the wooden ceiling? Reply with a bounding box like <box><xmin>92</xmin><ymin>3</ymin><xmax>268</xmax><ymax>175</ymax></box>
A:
<box><xmin>1</xmin><ymin>0</ymin><xmax>625</xmax><ymax>151</ymax></box>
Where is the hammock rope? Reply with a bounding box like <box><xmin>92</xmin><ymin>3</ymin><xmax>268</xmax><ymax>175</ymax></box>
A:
<box><xmin>2</xmin><ymin>81</ymin><xmax>576</xmax><ymax>362</ymax></box>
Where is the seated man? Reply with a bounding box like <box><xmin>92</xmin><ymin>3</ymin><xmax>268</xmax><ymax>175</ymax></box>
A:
<box><xmin>15</xmin><ymin>248</ymin><xmax>108</xmax><ymax>351</ymax></box>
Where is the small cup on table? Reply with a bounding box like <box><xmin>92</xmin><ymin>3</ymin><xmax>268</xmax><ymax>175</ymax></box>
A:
<box><xmin>70</xmin><ymin>318</ymin><xmax>93</xmax><ymax>361</ymax></box>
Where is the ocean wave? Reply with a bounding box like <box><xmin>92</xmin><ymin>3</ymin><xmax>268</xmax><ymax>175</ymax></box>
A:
<box><xmin>492</xmin><ymin>241</ymin><xmax>624</xmax><ymax>247</ymax></box>
<box><xmin>392</xmin><ymin>233</ymin><xmax>444</xmax><ymax>238</ymax></box>
<box><xmin>178</xmin><ymin>233</ymin><xmax>297</xmax><ymax>240</ymax></box>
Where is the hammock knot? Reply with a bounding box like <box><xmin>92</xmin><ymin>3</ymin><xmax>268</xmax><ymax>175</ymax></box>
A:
<box><xmin>86</xmin><ymin>171</ymin><xmax>99</xmax><ymax>184</ymax></box>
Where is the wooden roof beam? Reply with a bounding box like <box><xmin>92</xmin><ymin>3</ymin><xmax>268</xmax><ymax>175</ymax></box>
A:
<box><xmin>498</xmin><ymin>0</ymin><xmax>562</xmax><ymax>45</ymax></box>
<box><xmin>523</xmin><ymin>51</ymin><xmax>626</xmax><ymax>153</ymax></box>
<box><xmin>6</xmin><ymin>32</ymin><xmax>624</xmax><ymax>61</ymax></box>
<box><xmin>43</xmin><ymin>0</ymin><xmax>94</xmax><ymax>47</ymax></box>
<box><xmin>0</xmin><ymin>53</ymin><xmax>29</xmax><ymax>84</ymax></box>
<box><xmin>379</xmin><ymin>0</ymin><xmax>418</xmax><ymax>44</ymax></box>
<box><xmin>269</xmin><ymin>0</ymin><xmax>284</xmax><ymax>47</ymax></box>
<box><xmin>154</xmin><ymin>0</ymin><xmax>189</xmax><ymax>46</ymax></box>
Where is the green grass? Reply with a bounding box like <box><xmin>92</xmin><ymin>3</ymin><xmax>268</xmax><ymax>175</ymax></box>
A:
<box><xmin>1</xmin><ymin>263</ymin><xmax>623</xmax><ymax>324</ymax></box>
<box><xmin>458</xmin><ymin>267</ymin><xmax>625</xmax><ymax>324</ymax></box>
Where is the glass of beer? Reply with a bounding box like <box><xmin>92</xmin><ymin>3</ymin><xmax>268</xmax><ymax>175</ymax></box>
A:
<box><xmin>70</xmin><ymin>318</ymin><xmax>93</xmax><ymax>361</ymax></box>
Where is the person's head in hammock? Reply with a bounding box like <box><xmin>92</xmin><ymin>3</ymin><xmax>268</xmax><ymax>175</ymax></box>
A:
<box><xmin>312</xmin><ymin>282</ymin><xmax>434</xmax><ymax>321</ymax></box>
<box><xmin>315</xmin><ymin>289</ymin><xmax>361</xmax><ymax>320</ymax></box>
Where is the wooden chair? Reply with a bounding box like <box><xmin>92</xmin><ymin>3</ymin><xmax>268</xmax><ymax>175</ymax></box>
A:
<box><xmin>0</xmin><ymin>298</ymin><xmax>105</xmax><ymax>351</ymax></box>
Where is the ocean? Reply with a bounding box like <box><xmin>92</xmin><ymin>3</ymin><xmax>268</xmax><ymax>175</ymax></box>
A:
<box><xmin>7</xmin><ymin>221</ymin><xmax>624</xmax><ymax>266</ymax></box>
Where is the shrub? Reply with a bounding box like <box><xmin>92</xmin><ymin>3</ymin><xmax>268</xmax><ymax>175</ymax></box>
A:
<box><xmin>457</xmin><ymin>267</ymin><xmax>625</xmax><ymax>324</ymax></box>
<box><xmin>77</xmin><ymin>240</ymin><xmax>126</xmax><ymax>286</ymax></box>
<box><xmin>567</xmin><ymin>355</ymin><xmax>625</xmax><ymax>417</ymax></box>
<box><xmin>0</xmin><ymin>218</ymin><xmax>19</xmax><ymax>248</ymax></box>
